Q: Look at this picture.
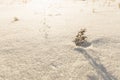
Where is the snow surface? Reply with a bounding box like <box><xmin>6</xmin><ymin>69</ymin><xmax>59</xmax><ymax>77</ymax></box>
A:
<box><xmin>0</xmin><ymin>0</ymin><xmax>120</xmax><ymax>80</ymax></box>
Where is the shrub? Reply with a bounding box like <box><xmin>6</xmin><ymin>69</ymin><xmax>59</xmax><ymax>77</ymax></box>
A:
<box><xmin>73</xmin><ymin>28</ymin><xmax>87</xmax><ymax>46</ymax></box>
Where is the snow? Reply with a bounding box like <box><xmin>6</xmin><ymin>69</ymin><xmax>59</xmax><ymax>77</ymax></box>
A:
<box><xmin>0</xmin><ymin>0</ymin><xmax>120</xmax><ymax>80</ymax></box>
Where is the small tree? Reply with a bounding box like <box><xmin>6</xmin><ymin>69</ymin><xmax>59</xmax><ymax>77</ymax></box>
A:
<box><xmin>73</xmin><ymin>29</ymin><xmax>87</xmax><ymax>46</ymax></box>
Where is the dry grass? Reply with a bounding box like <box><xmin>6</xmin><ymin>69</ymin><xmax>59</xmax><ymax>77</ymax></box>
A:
<box><xmin>118</xmin><ymin>3</ymin><xmax>120</xmax><ymax>9</ymax></box>
<box><xmin>92</xmin><ymin>8</ymin><xmax>95</xmax><ymax>13</ymax></box>
<box><xmin>14</xmin><ymin>17</ymin><xmax>19</xmax><ymax>21</ymax></box>
<box><xmin>12</xmin><ymin>17</ymin><xmax>19</xmax><ymax>23</ymax></box>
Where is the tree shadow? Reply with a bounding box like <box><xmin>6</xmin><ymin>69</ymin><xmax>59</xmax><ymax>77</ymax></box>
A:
<box><xmin>91</xmin><ymin>37</ymin><xmax>109</xmax><ymax>45</ymax></box>
<box><xmin>74</xmin><ymin>48</ymin><xmax>117</xmax><ymax>80</ymax></box>
<box><xmin>79</xmin><ymin>41</ymin><xmax>91</xmax><ymax>48</ymax></box>
<box><xmin>87</xmin><ymin>75</ymin><xmax>98</xmax><ymax>80</ymax></box>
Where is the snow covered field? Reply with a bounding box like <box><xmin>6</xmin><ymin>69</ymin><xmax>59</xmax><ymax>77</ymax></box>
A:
<box><xmin>0</xmin><ymin>0</ymin><xmax>120</xmax><ymax>80</ymax></box>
